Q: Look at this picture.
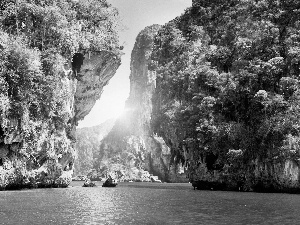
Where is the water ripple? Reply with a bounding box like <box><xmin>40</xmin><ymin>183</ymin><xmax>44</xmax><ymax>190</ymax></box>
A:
<box><xmin>0</xmin><ymin>182</ymin><xmax>299</xmax><ymax>224</ymax></box>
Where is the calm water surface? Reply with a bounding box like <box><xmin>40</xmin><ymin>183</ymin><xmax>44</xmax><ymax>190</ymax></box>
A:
<box><xmin>0</xmin><ymin>181</ymin><xmax>299</xmax><ymax>224</ymax></box>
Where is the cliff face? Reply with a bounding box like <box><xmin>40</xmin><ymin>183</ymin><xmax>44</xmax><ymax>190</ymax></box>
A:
<box><xmin>0</xmin><ymin>52</ymin><xmax>120</xmax><ymax>189</ymax></box>
<box><xmin>0</xmin><ymin>0</ymin><xmax>121</xmax><ymax>190</ymax></box>
<box><xmin>96</xmin><ymin>25</ymin><xmax>188</xmax><ymax>182</ymax></box>
<box><xmin>75</xmin><ymin>52</ymin><xmax>121</xmax><ymax>122</ymax></box>
<box><xmin>150</xmin><ymin>0</ymin><xmax>300</xmax><ymax>192</ymax></box>
<box><xmin>74</xmin><ymin>118</ymin><xmax>116</xmax><ymax>176</ymax></box>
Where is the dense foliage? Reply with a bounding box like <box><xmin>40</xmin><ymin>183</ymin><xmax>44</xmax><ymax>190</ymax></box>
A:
<box><xmin>0</xmin><ymin>0</ymin><xmax>121</xmax><ymax>188</ymax></box>
<box><xmin>0</xmin><ymin>0</ymin><xmax>121</xmax><ymax>139</ymax></box>
<box><xmin>0</xmin><ymin>0</ymin><xmax>120</xmax><ymax>56</ymax></box>
<box><xmin>150</xmin><ymin>0</ymin><xmax>300</xmax><ymax>187</ymax></box>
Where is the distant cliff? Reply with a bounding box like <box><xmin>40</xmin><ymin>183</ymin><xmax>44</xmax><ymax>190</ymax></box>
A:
<box><xmin>150</xmin><ymin>0</ymin><xmax>300</xmax><ymax>192</ymax></box>
<box><xmin>0</xmin><ymin>0</ymin><xmax>121</xmax><ymax>189</ymax></box>
<box><xmin>74</xmin><ymin>119</ymin><xmax>116</xmax><ymax>176</ymax></box>
<box><xmin>77</xmin><ymin>25</ymin><xmax>188</xmax><ymax>182</ymax></box>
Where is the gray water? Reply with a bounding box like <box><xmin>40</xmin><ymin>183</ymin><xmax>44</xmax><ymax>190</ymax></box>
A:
<box><xmin>0</xmin><ymin>181</ymin><xmax>299</xmax><ymax>225</ymax></box>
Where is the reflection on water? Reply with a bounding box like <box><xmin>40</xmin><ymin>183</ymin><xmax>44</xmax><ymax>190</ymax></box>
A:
<box><xmin>0</xmin><ymin>182</ymin><xmax>299</xmax><ymax>224</ymax></box>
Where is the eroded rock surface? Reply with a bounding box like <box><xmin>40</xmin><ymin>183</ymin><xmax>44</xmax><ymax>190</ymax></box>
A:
<box><xmin>97</xmin><ymin>25</ymin><xmax>188</xmax><ymax>182</ymax></box>
<box><xmin>0</xmin><ymin>52</ymin><xmax>120</xmax><ymax>189</ymax></box>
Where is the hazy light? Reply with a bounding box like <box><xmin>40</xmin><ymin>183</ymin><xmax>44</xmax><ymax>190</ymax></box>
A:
<box><xmin>78</xmin><ymin>0</ymin><xmax>192</xmax><ymax>128</ymax></box>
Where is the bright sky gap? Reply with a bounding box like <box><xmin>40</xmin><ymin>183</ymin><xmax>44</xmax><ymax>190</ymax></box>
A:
<box><xmin>78</xmin><ymin>0</ymin><xmax>192</xmax><ymax>128</ymax></box>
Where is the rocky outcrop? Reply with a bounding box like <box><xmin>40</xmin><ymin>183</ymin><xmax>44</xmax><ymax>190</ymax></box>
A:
<box><xmin>97</xmin><ymin>25</ymin><xmax>188</xmax><ymax>182</ymax></box>
<box><xmin>150</xmin><ymin>0</ymin><xmax>300</xmax><ymax>192</ymax></box>
<box><xmin>0</xmin><ymin>52</ymin><xmax>120</xmax><ymax>190</ymax></box>
<box><xmin>74</xmin><ymin>52</ymin><xmax>121</xmax><ymax>122</ymax></box>
<box><xmin>0</xmin><ymin>0</ymin><xmax>122</xmax><ymax>190</ymax></box>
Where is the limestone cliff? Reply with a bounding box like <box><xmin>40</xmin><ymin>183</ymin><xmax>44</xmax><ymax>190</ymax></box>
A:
<box><xmin>97</xmin><ymin>25</ymin><xmax>188</xmax><ymax>182</ymax></box>
<box><xmin>0</xmin><ymin>0</ymin><xmax>121</xmax><ymax>190</ymax></box>
<box><xmin>74</xmin><ymin>118</ymin><xmax>116</xmax><ymax>176</ymax></box>
<box><xmin>0</xmin><ymin>51</ymin><xmax>120</xmax><ymax>189</ymax></box>
<box><xmin>150</xmin><ymin>0</ymin><xmax>300</xmax><ymax>192</ymax></box>
<box><xmin>74</xmin><ymin>52</ymin><xmax>121</xmax><ymax>122</ymax></box>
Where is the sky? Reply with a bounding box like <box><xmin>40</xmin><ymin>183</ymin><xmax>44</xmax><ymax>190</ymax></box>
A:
<box><xmin>78</xmin><ymin>0</ymin><xmax>192</xmax><ymax>128</ymax></box>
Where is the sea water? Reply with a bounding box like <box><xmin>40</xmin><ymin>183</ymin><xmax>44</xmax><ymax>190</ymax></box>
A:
<box><xmin>0</xmin><ymin>181</ymin><xmax>299</xmax><ymax>224</ymax></box>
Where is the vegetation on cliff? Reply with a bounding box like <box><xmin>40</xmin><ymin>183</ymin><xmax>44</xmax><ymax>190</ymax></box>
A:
<box><xmin>0</xmin><ymin>0</ymin><xmax>121</xmax><ymax>189</ymax></box>
<box><xmin>75</xmin><ymin>25</ymin><xmax>163</xmax><ymax>182</ymax></box>
<box><xmin>150</xmin><ymin>0</ymin><xmax>300</xmax><ymax>191</ymax></box>
<box><xmin>74</xmin><ymin>25</ymin><xmax>188</xmax><ymax>182</ymax></box>
<box><xmin>74</xmin><ymin>118</ymin><xmax>115</xmax><ymax>176</ymax></box>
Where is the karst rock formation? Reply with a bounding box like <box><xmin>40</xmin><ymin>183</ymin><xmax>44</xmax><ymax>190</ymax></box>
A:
<box><xmin>95</xmin><ymin>25</ymin><xmax>188</xmax><ymax>182</ymax></box>
<box><xmin>0</xmin><ymin>0</ymin><xmax>121</xmax><ymax>189</ymax></box>
<box><xmin>150</xmin><ymin>0</ymin><xmax>300</xmax><ymax>192</ymax></box>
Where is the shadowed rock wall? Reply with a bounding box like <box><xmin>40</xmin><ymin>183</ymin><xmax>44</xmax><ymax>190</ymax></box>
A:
<box><xmin>150</xmin><ymin>0</ymin><xmax>300</xmax><ymax>192</ymax></box>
